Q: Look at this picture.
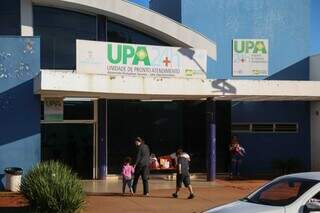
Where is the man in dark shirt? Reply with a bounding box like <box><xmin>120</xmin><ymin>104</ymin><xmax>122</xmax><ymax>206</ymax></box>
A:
<box><xmin>132</xmin><ymin>137</ymin><xmax>150</xmax><ymax>196</ymax></box>
<box><xmin>172</xmin><ymin>149</ymin><xmax>195</xmax><ymax>199</ymax></box>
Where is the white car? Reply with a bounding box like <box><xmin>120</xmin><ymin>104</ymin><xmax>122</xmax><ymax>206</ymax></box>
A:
<box><xmin>204</xmin><ymin>172</ymin><xmax>320</xmax><ymax>213</ymax></box>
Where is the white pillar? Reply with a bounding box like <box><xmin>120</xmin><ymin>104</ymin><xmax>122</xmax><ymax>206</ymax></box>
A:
<box><xmin>21</xmin><ymin>0</ymin><xmax>33</xmax><ymax>36</ymax></box>
<box><xmin>310</xmin><ymin>55</ymin><xmax>320</xmax><ymax>171</ymax></box>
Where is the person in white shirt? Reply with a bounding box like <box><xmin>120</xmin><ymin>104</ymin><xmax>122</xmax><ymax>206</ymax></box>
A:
<box><xmin>170</xmin><ymin>151</ymin><xmax>190</xmax><ymax>160</ymax></box>
<box><xmin>170</xmin><ymin>149</ymin><xmax>190</xmax><ymax>167</ymax></box>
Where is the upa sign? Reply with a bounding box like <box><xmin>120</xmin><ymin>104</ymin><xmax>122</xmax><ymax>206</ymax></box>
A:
<box><xmin>44</xmin><ymin>98</ymin><xmax>63</xmax><ymax>121</ymax></box>
<box><xmin>76</xmin><ymin>40</ymin><xmax>207</xmax><ymax>79</ymax></box>
<box><xmin>232</xmin><ymin>39</ymin><xmax>268</xmax><ymax>76</ymax></box>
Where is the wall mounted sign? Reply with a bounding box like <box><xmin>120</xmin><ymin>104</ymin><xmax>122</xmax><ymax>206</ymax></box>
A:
<box><xmin>44</xmin><ymin>98</ymin><xmax>63</xmax><ymax>121</ymax></box>
<box><xmin>76</xmin><ymin>40</ymin><xmax>207</xmax><ymax>79</ymax></box>
<box><xmin>233</xmin><ymin>39</ymin><xmax>268</xmax><ymax>76</ymax></box>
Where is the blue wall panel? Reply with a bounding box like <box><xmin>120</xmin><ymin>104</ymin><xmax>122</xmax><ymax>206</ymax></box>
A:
<box><xmin>181</xmin><ymin>0</ymin><xmax>310</xmax><ymax>79</ymax></box>
<box><xmin>150</xmin><ymin>0</ymin><xmax>181</xmax><ymax>22</ymax></box>
<box><xmin>0</xmin><ymin>37</ymin><xmax>40</xmax><ymax>189</ymax></box>
<box><xmin>267</xmin><ymin>57</ymin><xmax>310</xmax><ymax>80</ymax></box>
<box><xmin>232</xmin><ymin>101</ymin><xmax>311</xmax><ymax>174</ymax></box>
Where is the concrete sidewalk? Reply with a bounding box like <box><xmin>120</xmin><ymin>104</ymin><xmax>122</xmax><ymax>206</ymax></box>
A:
<box><xmin>0</xmin><ymin>178</ymin><xmax>267</xmax><ymax>212</ymax></box>
<box><xmin>84</xmin><ymin>179</ymin><xmax>267</xmax><ymax>213</ymax></box>
<box><xmin>83</xmin><ymin>177</ymin><xmax>220</xmax><ymax>194</ymax></box>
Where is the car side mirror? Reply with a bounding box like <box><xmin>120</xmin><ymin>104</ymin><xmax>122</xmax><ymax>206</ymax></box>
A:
<box><xmin>306</xmin><ymin>199</ymin><xmax>320</xmax><ymax>212</ymax></box>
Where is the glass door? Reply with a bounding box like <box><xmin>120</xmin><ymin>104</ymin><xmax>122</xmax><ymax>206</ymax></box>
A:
<box><xmin>41</xmin><ymin>123</ymin><xmax>94</xmax><ymax>179</ymax></box>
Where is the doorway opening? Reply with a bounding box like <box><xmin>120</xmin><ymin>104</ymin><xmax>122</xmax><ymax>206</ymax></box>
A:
<box><xmin>107</xmin><ymin>100</ymin><xmax>230</xmax><ymax>174</ymax></box>
<box><xmin>40</xmin><ymin>100</ymin><xmax>97</xmax><ymax>179</ymax></box>
<box><xmin>41</xmin><ymin>123</ymin><xmax>94</xmax><ymax>179</ymax></box>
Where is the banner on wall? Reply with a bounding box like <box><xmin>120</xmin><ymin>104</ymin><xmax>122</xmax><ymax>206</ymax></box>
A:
<box><xmin>232</xmin><ymin>39</ymin><xmax>269</xmax><ymax>76</ymax></box>
<box><xmin>76</xmin><ymin>40</ymin><xmax>207</xmax><ymax>79</ymax></box>
<box><xmin>44</xmin><ymin>98</ymin><xmax>63</xmax><ymax>121</ymax></box>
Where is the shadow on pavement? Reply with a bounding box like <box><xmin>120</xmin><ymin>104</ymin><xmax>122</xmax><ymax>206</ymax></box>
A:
<box><xmin>86</xmin><ymin>192</ymin><xmax>173</xmax><ymax>199</ymax></box>
<box><xmin>0</xmin><ymin>207</ymin><xmax>31</xmax><ymax>212</ymax></box>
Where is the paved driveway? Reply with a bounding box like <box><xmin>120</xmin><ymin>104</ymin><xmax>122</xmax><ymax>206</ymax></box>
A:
<box><xmin>84</xmin><ymin>179</ymin><xmax>266</xmax><ymax>213</ymax></box>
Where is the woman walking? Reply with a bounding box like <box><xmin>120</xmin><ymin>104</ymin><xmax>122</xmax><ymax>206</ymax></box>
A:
<box><xmin>132</xmin><ymin>137</ymin><xmax>150</xmax><ymax>196</ymax></box>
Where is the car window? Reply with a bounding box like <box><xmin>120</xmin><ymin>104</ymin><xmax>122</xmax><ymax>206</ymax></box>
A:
<box><xmin>312</xmin><ymin>192</ymin><xmax>320</xmax><ymax>200</ymax></box>
<box><xmin>259</xmin><ymin>182</ymin><xmax>301</xmax><ymax>201</ymax></box>
<box><xmin>247</xmin><ymin>178</ymin><xmax>318</xmax><ymax>206</ymax></box>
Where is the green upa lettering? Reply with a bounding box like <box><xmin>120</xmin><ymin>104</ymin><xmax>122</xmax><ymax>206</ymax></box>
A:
<box><xmin>107</xmin><ymin>44</ymin><xmax>151</xmax><ymax>65</ymax></box>
<box><xmin>123</xmin><ymin>45</ymin><xmax>135</xmax><ymax>64</ymax></box>
<box><xmin>234</xmin><ymin>40</ymin><xmax>245</xmax><ymax>53</ymax></box>
<box><xmin>253</xmin><ymin>41</ymin><xmax>267</xmax><ymax>54</ymax></box>
<box><xmin>133</xmin><ymin>46</ymin><xmax>151</xmax><ymax>66</ymax></box>
<box><xmin>108</xmin><ymin>43</ymin><xmax>122</xmax><ymax>64</ymax></box>
<box><xmin>245</xmin><ymin>41</ymin><xmax>255</xmax><ymax>53</ymax></box>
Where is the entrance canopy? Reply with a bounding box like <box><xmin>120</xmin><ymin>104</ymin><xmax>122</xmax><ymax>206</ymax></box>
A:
<box><xmin>34</xmin><ymin>70</ymin><xmax>320</xmax><ymax>101</ymax></box>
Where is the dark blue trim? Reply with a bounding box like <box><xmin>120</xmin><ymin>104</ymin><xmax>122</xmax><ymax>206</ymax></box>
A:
<box><xmin>98</xmin><ymin>99</ymin><xmax>107</xmax><ymax>179</ymax></box>
<box><xmin>97</xmin><ymin>15</ymin><xmax>107</xmax><ymax>42</ymax></box>
<box><xmin>206</xmin><ymin>98</ymin><xmax>216</xmax><ymax>181</ymax></box>
<box><xmin>97</xmin><ymin>15</ymin><xmax>107</xmax><ymax>179</ymax></box>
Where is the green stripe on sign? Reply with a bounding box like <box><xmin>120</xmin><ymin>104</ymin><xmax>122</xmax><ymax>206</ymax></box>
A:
<box><xmin>45</xmin><ymin>114</ymin><xmax>63</xmax><ymax>122</ymax></box>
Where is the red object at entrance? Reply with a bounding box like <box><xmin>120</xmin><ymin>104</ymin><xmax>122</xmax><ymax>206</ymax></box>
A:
<box><xmin>150</xmin><ymin>155</ymin><xmax>176</xmax><ymax>171</ymax></box>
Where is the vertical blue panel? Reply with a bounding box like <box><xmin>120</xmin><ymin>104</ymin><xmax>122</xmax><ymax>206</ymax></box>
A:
<box><xmin>311</xmin><ymin>0</ymin><xmax>320</xmax><ymax>55</ymax></box>
<box><xmin>0</xmin><ymin>37</ymin><xmax>40</xmax><ymax>189</ymax></box>
<box><xmin>206</xmin><ymin>99</ymin><xmax>216</xmax><ymax>181</ymax></box>
<box><xmin>98</xmin><ymin>99</ymin><xmax>107</xmax><ymax>179</ymax></box>
<box><xmin>98</xmin><ymin>16</ymin><xmax>108</xmax><ymax>179</ymax></box>
<box><xmin>207</xmin><ymin>124</ymin><xmax>216</xmax><ymax>181</ymax></box>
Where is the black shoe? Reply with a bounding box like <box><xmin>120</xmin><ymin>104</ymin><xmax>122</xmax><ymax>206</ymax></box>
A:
<box><xmin>172</xmin><ymin>193</ymin><xmax>178</xmax><ymax>198</ymax></box>
<box><xmin>188</xmin><ymin>194</ymin><xmax>195</xmax><ymax>199</ymax></box>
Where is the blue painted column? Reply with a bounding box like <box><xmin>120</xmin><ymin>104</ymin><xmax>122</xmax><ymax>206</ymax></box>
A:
<box><xmin>98</xmin><ymin>99</ymin><xmax>107</xmax><ymax>179</ymax></box>
<box><xmin>97</xmin><ymin>15</ymin><xmax>107</xmax><ymax>180</ymax></box>
<box><xmin>206</xmin><ymin>98</ymin><xmax>216</xmax><ymax>181</ymax></box>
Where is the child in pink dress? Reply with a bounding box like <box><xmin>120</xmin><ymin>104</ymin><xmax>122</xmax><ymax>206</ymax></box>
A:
<box><xmin>122</xmin><ymin>157</ymin><xmax>135</xmax><ymax>195</ymax></box>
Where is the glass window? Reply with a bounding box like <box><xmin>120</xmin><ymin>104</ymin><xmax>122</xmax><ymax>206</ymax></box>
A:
<box><xmin>312</xmin><ymin>191</ymin><xmax>320</xmax><ymax>200</ymax></box>
<box><xmin>41</xmin><ymin>123</ymin><xmax>93</xmax><ymax>179</ymax></box>
<box><xmin>232</xmin><ymin>123</ymin><xmax>251</xmax><ymax>132</ymax></box>
<box><xmin>33</xmin><ymin>6</ymin><xmax>97</xmax><ymax>69</ymax></box>
<box><xmin>107</xmin><ymin>21</ymin><xmax>168</xmax><ymax>46</ymax></box>
<box><xmin>41</xmin><ymin>101</ymin><xmax>94</xmax><ymax>120</ymax></box>
<box><xmin>244</xmin><ymin>178</ymin><xmax>318</xmax><ymax>206</ymax></box>
<box><xmin>275</xmin><ymin>124</ymin><xmax>298</xmax><ymax>133</ymax></box>
<box><xmin>64</xmin><ymin>101</ymin><xmax>94</xmax><ymax>120</ymax></box>
<box><xmin>0</xmin><ymin>0</ymin><xmax>20</xmax><ymax>35</ymax></box>
<box><xmin>231</xmin><ymin>123</ymin><xmax>299</xmax><ymax>134</ymax></box>
<box><xmin>252</xmin><ymin>124</ymin><xmax>274</xmax><ymax>132</ymax></box>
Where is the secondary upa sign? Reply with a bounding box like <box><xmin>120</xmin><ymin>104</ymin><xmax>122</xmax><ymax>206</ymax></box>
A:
<box><xmin>76</xmin><ymin>40</ymin><xmax>207</xmax><ymax>79</ymax></box>
<box><xmin>232</xmin><ymin>39</ymin><xmax>268</xmax><ymax>76</ymax></box>
<box><xmin>44</xmin><ymin>98</ymin><xmax>63</xmax><ymax>122</ymax></box>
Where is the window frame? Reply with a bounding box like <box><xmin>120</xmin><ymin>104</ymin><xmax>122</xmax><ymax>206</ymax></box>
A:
<box><xmin>33</xmin><ymin>5</ymin><xmax>98</xmax><ymax>70</ymax></box>
<box><xmin>232</xmin><ymin>122</ymin><xmax>299</xmax><ymax>134</ymax></box>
